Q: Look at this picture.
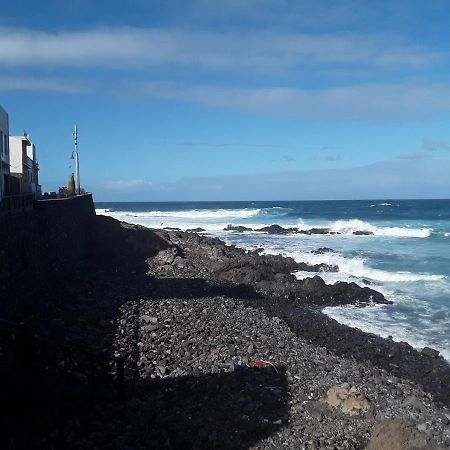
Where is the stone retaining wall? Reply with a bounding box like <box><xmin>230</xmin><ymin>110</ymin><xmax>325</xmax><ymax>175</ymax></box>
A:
<box><xmin>0</xmin><ymin>194</ymin><xmax>96</xmax><ymax>280</ymax></box>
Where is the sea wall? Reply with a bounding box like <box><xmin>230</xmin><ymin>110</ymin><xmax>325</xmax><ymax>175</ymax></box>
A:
<box><xmin>0</xmin><ymin>194</ymin><xmax>96</xmax><ymax>280</ymax></box>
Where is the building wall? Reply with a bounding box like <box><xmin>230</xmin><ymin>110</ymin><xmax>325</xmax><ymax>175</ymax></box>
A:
<box><xmin>0</xmin><ymin>106</ymin><xmax>10</xmax><ymax>200</ymax></box>
<box><xmin>9</xmin><ymin>137</ymin><xmax>24</xmax><ymax>181</ymax></box>
<box><xmin>9</xmin><ymin>137</ymin><xmax>39</xmax><ymax>194</ymax></box>
<box><xmin>27</xmin><ymin>143</ymin><xmax>39</xmax><ymax>193</ymax></box>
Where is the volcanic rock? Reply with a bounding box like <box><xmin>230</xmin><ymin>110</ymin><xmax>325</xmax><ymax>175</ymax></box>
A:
<box><xmin>299</xmin><ymin>228</ymin><xmax>332</xmax><ymax>235</ymax></box>
<box><xmin>256</xmin><ymin>224</ymin><xmax>296</xmax><ymax>234</ymax></box>
<box><xmin>422</xmin><ymin>347</ymin><xmax>440</xmax><ymax>358</ymax></box>
<box><xmin>223</xmin><ymin>224</ymin><xmax>253</xmax><ymax>232</ymax></box>
<box><xmin>311</xmin><ymin>247</ymin><xmax>335</xmax><ymax>254</ymax></box>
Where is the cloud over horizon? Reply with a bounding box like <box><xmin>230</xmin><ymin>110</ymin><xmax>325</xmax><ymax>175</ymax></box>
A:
<box><xmin>88</xmin><ymin>158</ymin><xmax>450</xmax><ymax>202</ymax></box>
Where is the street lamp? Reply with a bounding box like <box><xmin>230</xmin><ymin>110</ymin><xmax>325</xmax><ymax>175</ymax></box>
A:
<box><xmin>71</xmin><ymin>124</ymin><xmax>80</xmax><ymax>195</ymax></box>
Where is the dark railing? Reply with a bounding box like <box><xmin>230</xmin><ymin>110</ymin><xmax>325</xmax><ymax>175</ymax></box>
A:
<box><xmin>0</xmin><ymin>318</ymin><xmax>125</xmax><ymax>399</ymax></box>
<box><xmin>0</xmin><ymin>193</ymin><xmax>35</xmax><ymax>220</ymax></box>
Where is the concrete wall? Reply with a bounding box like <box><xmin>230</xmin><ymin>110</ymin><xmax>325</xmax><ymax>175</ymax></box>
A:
<box><xmin>0</xmin><ymin>106</ymin><xmax>9</xmax><ymax>200</ymax></box>
<box><xmin>0</xmin><ymin>194</ymin><xmax>96</xmax><ymax>280</ymax></box>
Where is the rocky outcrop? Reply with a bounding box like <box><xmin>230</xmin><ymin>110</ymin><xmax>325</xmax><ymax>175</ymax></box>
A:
<box><xmin>297</xmin><ymin>262</ymin><xmax>339</xmax><ymax>273</ymax></box>
<box><xmin>311</xmin><ymin>247</ymin><xmax>335</xmax><ymax>254</ymax></box>
<box><xmin>299</xmin><ymin>227</ymin><xmax>334</xmax><ymax>235</ymax></box>
<box><xmin>256</xmin><ymin>224</ymin><xmax>297</xmax><ymax>234</ymax></box>
<box><xmin>223</xmin><ymin>224</ymin><xmax>253</xmax><ymax>232</ymax></box>
<box><xmin>151</xmin><ymin>229</ymin><xmax>390</xmax><ymax>307</ymax></box>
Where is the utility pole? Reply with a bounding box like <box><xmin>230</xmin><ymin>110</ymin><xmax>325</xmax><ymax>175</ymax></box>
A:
<box><xmin>72</xmin><ymin>124</ymin><xmax>80</xmax><ymax>194</ymax></box>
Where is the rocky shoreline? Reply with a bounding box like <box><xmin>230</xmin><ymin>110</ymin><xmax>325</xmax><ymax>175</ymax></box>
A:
<box><xmin>2</xmin><ymin>215</ymin><xmax>449</xmax><ymax>449</ymax></box>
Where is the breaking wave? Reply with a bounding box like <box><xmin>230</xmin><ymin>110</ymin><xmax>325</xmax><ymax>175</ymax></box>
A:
<box><xmin>96</xmin><ymin>208</ymin><xmax>261</xmax><ymax>219</ymax></box>
<box><xmin>296</xmin><ymin>219</ymin><xmax>431</xmax><ymax>238</ymax></box>
<box><xmin>288</xmin><ymin>249</ymin><xmax>446</xmax><ymax>284</ymax></box>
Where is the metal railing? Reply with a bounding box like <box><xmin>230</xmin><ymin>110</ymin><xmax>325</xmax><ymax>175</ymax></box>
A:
<box><xmin>0</xmin><ymin>193</ymin><xmax>35</xmax><ymax>219</ymax></box>
<box><xmin>0</xmin><ymin>318</ymin><xmax>125</xmax><ymax>399</ymax></box>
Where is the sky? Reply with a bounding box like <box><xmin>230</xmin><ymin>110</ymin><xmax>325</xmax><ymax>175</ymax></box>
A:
<box><xmin>1</xmin><ymin>0</ymin><xmax>450</xmax><ymax>201</ymax></box>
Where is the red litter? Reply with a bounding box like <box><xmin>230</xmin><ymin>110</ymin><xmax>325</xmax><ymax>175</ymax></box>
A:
<box><xmin>255</xmin><ymin>360</ymin><xmax>266</xmax><ymax>368</ymax></box>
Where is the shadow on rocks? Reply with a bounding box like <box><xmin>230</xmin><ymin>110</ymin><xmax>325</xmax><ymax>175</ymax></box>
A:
<box><xmin>96</xmin><ymin>366</ymin><xmax>289</xmax><ymax>449</ymax></box>
<box><xmin>1</xmin><ymin>350</ymin><xmax>289</xmax><ymax>449</ymax></box>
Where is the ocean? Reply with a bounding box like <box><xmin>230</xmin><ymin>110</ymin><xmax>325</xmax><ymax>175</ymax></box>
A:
<box><xmin>95</xmin><ymin>199</ymin><xmax>450</xmax><ymax>360</ymax></box>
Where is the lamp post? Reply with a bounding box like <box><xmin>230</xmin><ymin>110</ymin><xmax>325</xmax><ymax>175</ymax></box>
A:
<box><xmin>72</xmin><ymin>124</ymin><xmax>80</xmax><ymax>194</ymax></box>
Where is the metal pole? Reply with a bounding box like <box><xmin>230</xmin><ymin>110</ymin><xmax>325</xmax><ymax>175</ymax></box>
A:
<box><xmin>73</xmin><ymin>124</ymin><xmax>80</xmax><ymax>194</ymax></box>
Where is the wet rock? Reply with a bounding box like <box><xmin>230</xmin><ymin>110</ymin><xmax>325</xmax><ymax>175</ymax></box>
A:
<box><xmin>185</xmin><ymin>228</ymin><xmax>206</xmax><ymax>233</ymax></box>
<box><xmin>299</xmin><ymin>228</ymin><xmax>331</xmax><ymax>235</ymax></box>
<box><xmin>353</xmin><ymin>230</ymin><xmax>374</xmax><ymax>236</ymax></box>
<box><xmin>297</xmin><ymin>262</ymin><xmax>339</xmax><ymax>273</ymax></box>
<box><xmin>422</xmin><ymin>347</ymin><xmax>440</xmax><ymax>358</ymax></box>
<box><xmin>310</xmin><ymin>247</ymin><xmax>335</xmax><ymax>255</ymax></box>
<box><xmin>223</xmin><ymin>224</ymin><xmax>253</xmax><ymax>232</ymax></box>
<box><xmin>256</xmin><ymin>224</ymin><xmax>295</xmax><ymax>234</ymax></box>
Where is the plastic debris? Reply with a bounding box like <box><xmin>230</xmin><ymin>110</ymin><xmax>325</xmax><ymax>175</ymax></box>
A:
<box><xmin>255</xmin><ymin>360</ymin><xmax>278</xmax><ymax>373</ymax></box>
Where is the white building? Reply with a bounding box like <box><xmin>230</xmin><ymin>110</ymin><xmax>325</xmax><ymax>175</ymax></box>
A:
<box><xmin>9</xmin><ymin>133</ymin><xmax>40</xmax><ymax>196</ymax></box>
<box><xmin>0</xmin><ymin>105</ymin><xmax>10</xmax><ymax>201</ymax></box>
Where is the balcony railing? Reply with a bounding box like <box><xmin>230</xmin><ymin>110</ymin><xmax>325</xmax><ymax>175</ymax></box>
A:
<box><xmin>0</xmin><ymin>193</ymin><xmax>35</xmax><ymax>220</ymax></box>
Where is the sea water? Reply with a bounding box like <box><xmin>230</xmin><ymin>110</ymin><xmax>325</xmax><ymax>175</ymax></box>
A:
<box><xmin>96</xmin><ymin>200</ymin><xmax>450</xmax><ymax>360</ymax></box>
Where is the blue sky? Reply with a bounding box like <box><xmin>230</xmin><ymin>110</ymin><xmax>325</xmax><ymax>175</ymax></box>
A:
<box><xmin>1</xmin><ymin>0</ymin><xmax>450</xmax><ymax>200</ymax></box>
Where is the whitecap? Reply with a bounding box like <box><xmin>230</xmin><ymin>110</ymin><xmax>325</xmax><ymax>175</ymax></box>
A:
<box><xmin>295</xmin><ymin>219</ymin><xmax>432</xmax><ymax>238</ymax></box>
<box><xmin>323</xmin><ymin>304</ymin><xmax>450</xmax><ymax>361</ymax></box>
<box><xmin>283</xmin><ymin>248</ymin><xmax>446</xmax><ymax>284</ymax></box>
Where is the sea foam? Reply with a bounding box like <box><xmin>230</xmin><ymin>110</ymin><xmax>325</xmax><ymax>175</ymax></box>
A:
<box><xmin>295</xmin><ymin>218</ymin><xmax>431</xmax><ymax>238</ymax></box>
<box><xmin>97</xmin><ymin>208</ymin><xmax>260</xmax><ymax>219</ymax></box>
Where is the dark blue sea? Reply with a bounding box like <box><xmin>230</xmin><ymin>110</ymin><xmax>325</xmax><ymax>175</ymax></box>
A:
<box><xmin>96</xmin><ymin>199</ymin><xmax>450</xmax><ymax>359</ymax></box>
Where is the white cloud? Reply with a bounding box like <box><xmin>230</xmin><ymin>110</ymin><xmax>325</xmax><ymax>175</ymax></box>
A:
<box><xmin>105</xmin><ymin>179</ymin><xmax>157</xmax><ymax>191</ymax></box>
<box><xmin>142</xmin><ymin>82</ymin><xmax>450</xmax><ymax>120</ymax></box>
<box><xmin>0</xmin><ymin>75</ymin><xmax>87</xmax><ymax>93</ymax></box>
<box><xmin>0</xmin><ymin>26</ymin><xmax>444</xmax><ymax>73</ymax></box>
<box><xmin>93</xmin><ymin>158</ymin><xmax>450</xmax><ymax>201</ymax></box>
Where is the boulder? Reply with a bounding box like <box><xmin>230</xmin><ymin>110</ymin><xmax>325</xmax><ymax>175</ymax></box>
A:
<box><xmin>366</xmin><ymin>419</ymin><xmax>444</xmax><ymax>450</ymax></box>
<box><xmin>325</xmin><ymin>384</ymin><xmax>370</xmax><ymax>416</ymax></box>
<box><xmin>185</xmin><ymin>227</ymin><xmax>206</xmax><ymax>233</ymax></box>
<box><xmin>353</xmin><ymin>230</ymin><xmax>374</xmax><ymax>236</ymax></box>
<box><xmin>310</xmin><ymin>247</ymin><xmax>335</xmax><ymax>254</ymax></box>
